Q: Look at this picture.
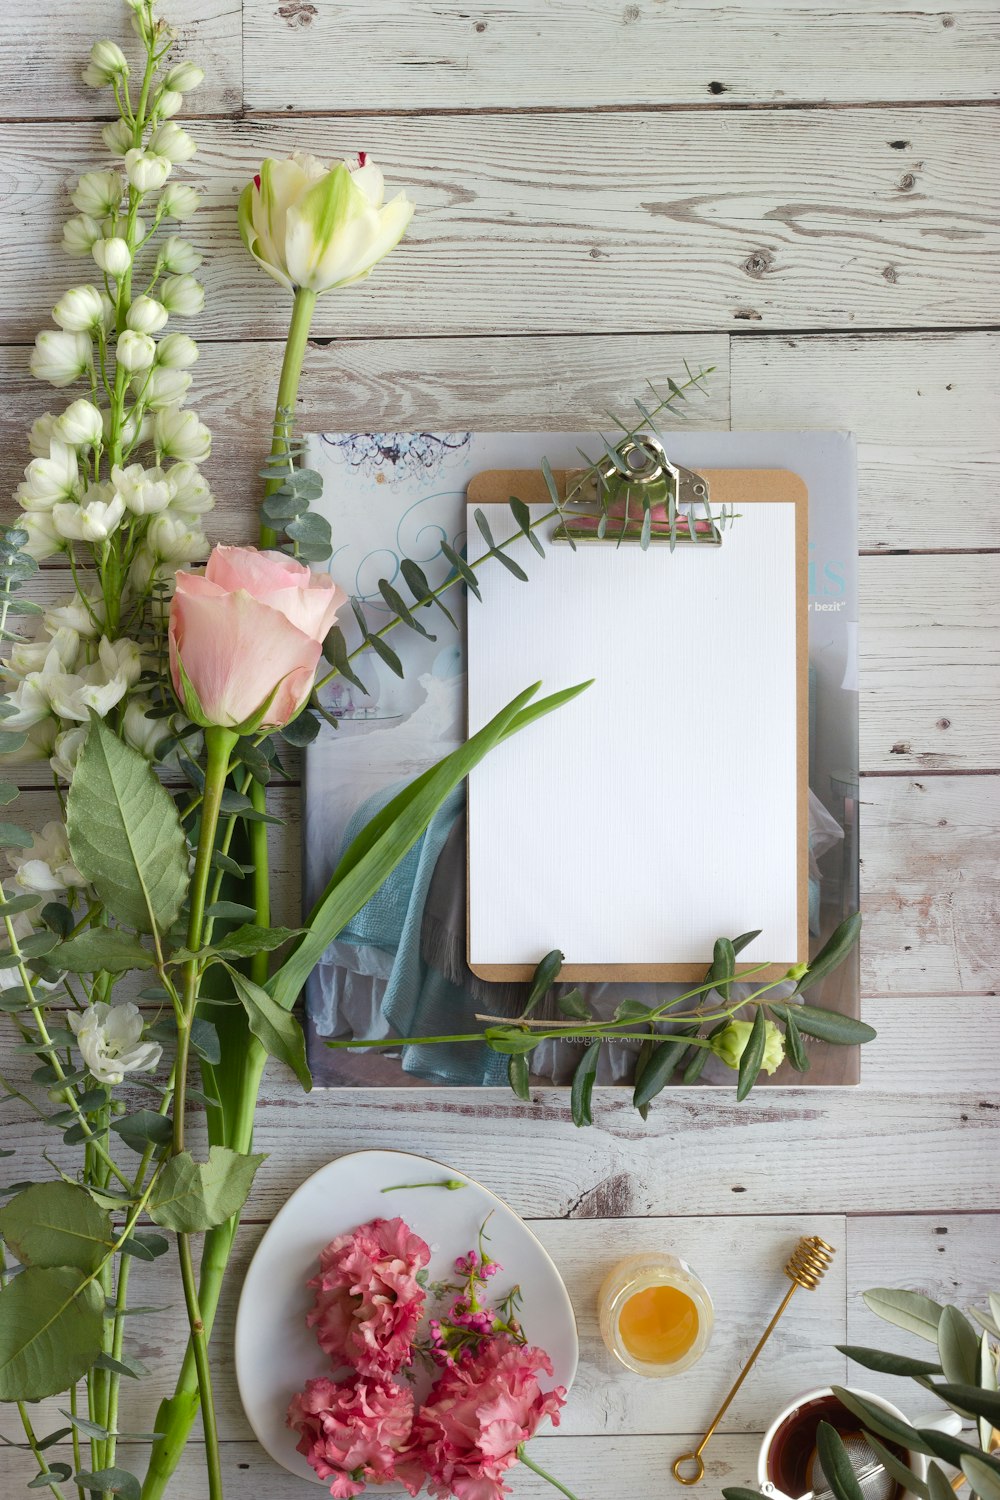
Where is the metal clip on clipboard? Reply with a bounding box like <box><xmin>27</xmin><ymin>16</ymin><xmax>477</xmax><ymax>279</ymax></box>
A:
<box><xmin>552</xmin><ymin>431</ymin><xmax>721</xmax><ymax>546</ymax></box>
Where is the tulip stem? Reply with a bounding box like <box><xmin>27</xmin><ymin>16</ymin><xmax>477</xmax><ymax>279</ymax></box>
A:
<box><xmin>261</xmin><ymin>285</ymin><xmax>318</xmax><ymax>547</ymax></box>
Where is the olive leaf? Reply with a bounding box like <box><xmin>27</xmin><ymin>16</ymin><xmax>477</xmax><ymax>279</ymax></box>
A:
<box><xmin>836</xmin><ymin>1344</ymin><xmax>941</xmax><ymax>1379</ymax></box>
<box><xmin>937</xmin><ymin>1304</ymin><xmax>981</xmax><ymax>1385</ymax></box>
<box><xmin>570</xmin><ymin>1041</ymin><xmax>601</xmax><ymax>1127</ymax></box>
<box><xmin>736</xmin><ymin>1007</ymin><xmax>767</xmax><ymax>1101</ymax></box>
<box><xmin>522</xmin><ymin>949</ymin><xmax>563</xmax><ymax>1019</ymax></box>
<box><xmin>862</xmin><ymin>1287</ymin><xmax>944</xmax><ymax>1343</ymax></box>
<box><xmin>769</xmin><ymin>1002</ymin><xmax>876</xmax><ymax>1046</ymax></box>
<box><xmin>507</xmin><ymin>1054</ymin><xmax>531</xmax><ymax>1101</ymax></box>
<box><xmin>795</xmin><ymin>911</ymin><xmax>862</xmax><ymax>993</ymax></box>
<box><xmin>816</xmin><ymin>1422</ymin><xmax>866</xmax><ymax>1500</ymax></box>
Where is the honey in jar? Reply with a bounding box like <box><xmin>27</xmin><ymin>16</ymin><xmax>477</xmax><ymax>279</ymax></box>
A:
<box><xmin>599</xmin><ymin>1253</ymin><xmax>713</xmax><ymax>1377</ymax></box>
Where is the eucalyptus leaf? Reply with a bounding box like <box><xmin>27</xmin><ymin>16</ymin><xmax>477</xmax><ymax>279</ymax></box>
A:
<box><xmin>440</xmin><ymin>541</ymin><xmax>482</xmax><ymax>601</ymax></box>
<box><xmin>280</xmin><ymin>711</ymin><xmax>321</xmax><ymax>747</ymax></box>
<box><xmin>0</xmin><ymin>1182</ymin><xmax>113</xmax><ymax>1273</ymax></box>
<box><xmin>378</xmin><ymin>579</ymin><xmax>435</xmax><ymax>641</ymax></box>
<box><xmin>66</xmin><ymin>716</ymin><xmax>189</xmax><ymax>935</ymax></box>
<box><xmin>366</xmin><ymin>631</ymin><xmax>405</xmax><ymax>680</ymax></box>
<box><xmin>570</xmin><ymin>1040</ymin><xmax>601</xmax><ymax>1127</ymax></box>
<box><xmin>222</xmin><ymin>965</ymin><xmax>311</xmax><ymax>1091</ymax></box>
<box><xmin>0</xmin><ymin>822</ymin><xmax>33</xmax><ymax>847</ymax></box>
<box><xmin>321</xmin><ymin>625</ymin><xmax>368</xmax><ymax>695</ymax></box>
<box><xmin>507</xmin><ymin>1054</ymin><xmax>531</xmax><ymax>1102</ymax></box>
<box><xmin>189</xmin><ymin>1017</ymin><xmax>220</xmax><ymax>1066</ymax></box>
<box><xmin>148</xmin><ymin>1146</ymin><xmax>266</xmax><ymax>1233</ymax></box>
<box><xmin>72</xmin><ymin>1469</ymin><xmax>140</xmax><ymax>1500</ymax></box>
<box><xmin>509</xmin><ymin>496</ymin><xmax>545</xmax><ymax>556</ymax></box>
<box><xmin>56</xmin><ymin>928</ymin><xmax>154</xmax><ymax>975</ymax></box>
<box><xmin>862</xmin><ymin>1287</ymin><xmax>944</xmax><ymax>1343</ymax></box>
<box><xmin>0</xmin><ymin>1266</ymin><xmax>105</xmax><ymax>1400</ymax></box>
<box><xmin>111</xmin><ymin>1111</ymin><xmax>173</xmax><ymax>1154</ymax></box>
<box><xmin>119</xmin><ymin>1231</ymin><xmax>169</xmax><ymax>1262</ymax></box>
<box><xmin>708</xmin><ymin>936</ymin><xmax>736</xmax><ymax>1002</ymax></box>
<box><xmin>27</xmin><ymin>1465</ymin><xmax>72</xmax><ymax>1489</ymax></box>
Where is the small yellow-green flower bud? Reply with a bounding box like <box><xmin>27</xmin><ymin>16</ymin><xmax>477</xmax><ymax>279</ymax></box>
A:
<box><xmin>710</xmin><ymin>1019</ymin><xmax>785</xmax><ymax>1076</ymax></box>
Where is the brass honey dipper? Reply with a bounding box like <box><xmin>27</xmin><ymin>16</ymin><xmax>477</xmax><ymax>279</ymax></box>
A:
<box><xmin>672</xmin><ymin>1235</ymin><xmax>836</xmax><ymax>1486</ymax></box>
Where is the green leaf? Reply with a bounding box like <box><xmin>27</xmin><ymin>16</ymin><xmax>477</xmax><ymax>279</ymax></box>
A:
<box><xmin>795</xmin><ymin>911</ymin><xmax>862</xmax><ymax>992</ymax></box>
<box><xmin>769</xmin><ymin>1002</ymin><xmax>876</xmax><ymax>1046</ymax></box>
<box><xmin>783</xmin><ymin>1010</ymin><xmax>810</xmax><ymax>1073</ymax></box>
<box><xmin>378</xmin><ymin>579</ymin><xmax>436</xmax><ymax>640</ymax></box>
<box><xmin>522</xmin><ymin>949</ymin><xmax>563</xmax><ymax>1018</ymax></box>
<box><xmin>816</xmin><ymin>1421</ymin><xmax>866</xmax><ymax>1500</ymax></box>
<box><xmin>58</xmin><ymin>1409</ymin><xmax>110</xmax><ymax>1439</ymax></box>
<box><xmin>441</xmin><ymin>541</ymin><xmax>482</xmax><ymax>601</ymax></box>
<box><xmin>961</xmin><ymin>1455</ymin><xmax>1000</xmax><ymax>1500</ymax></box>
<box><xmin>0</xmin><ymin>821</ymin><xmax>34</xmax><ymax>848</ymax></box>
<box><xmin>73</xmin><ymin>1469</ymin><xmax>140</xmax><ymax>1500</ymax></box>
<box><xmin>557</xmin><ymin>989</ymin><xmax>591</xmax><ymax>1020</ymax></box>
<box><xmin>279</xmin><ymin>710</ymin><xmax>320</xmax><ymax>747</ymax></box>
<box><xmin>862</xmin><ymin>1287</ymin><xmax>944</xmax><ymax>1343</ymax></box>
<box><xmin>836</xmin><ymin>1344</ymin><xmax>941</xmax><ymax>1379</ymax></box>
<box><xmin>27</xmin><ymin>1465</ymin><xmax>73</xmax><ymax>1489</ymax></box>
<box><xmin>507</xmin><ymin>1054</ymin><xmax>531</xmax><ymax>1101</ymax></box>
<box><xmin>56</xmin><ymin>928</ymin><xmax>154</xmax><ymax>975</ymax></box>
<box><xmin>0</xmin><ymin>893</ymin><xmax>42</xmax><ymax>916</ymax></box>
<box><xmin>632</xmin><ymin>1026</ymin><xmax>699</xmax><ymax>1110</ymax></box>
<box><xmin>111</xmin><ymin>1111</ymin><xmax>173</xmax><ymax>1154</ymax></box>
<box><xmin>921</xmin><ymin>1428</ymin><xmax>1000</xmax><ymax>1479</ymax></box>
<box><xmin>366</xmin><ymin>631</ymin><xmax>405</xmax><ymax>679</ymax></box>
<box><xmin>829</xmin><ymin>1386</ymin><xmax>933</xmax><ymax>1455</ymax></box>
<box><xmin>205</xmin><ymin>899</ymin><xmax>257</xmax><ymax>921</ymax></box>
<box><xmin>484</xmin><ymin>1026</ymin><xmax>537</xmax><ymax>1056</ymax></box>
<box><xmin>721</xmin><ymin>1490</ymin><xmax>768</xmax><ymax>1500</ymax></box>
<box><xmin>570</xmin><ymin>1040</ymin><xmax>601</xmax><ymax>1127</ymax></box>
<box><xmin>200</xmin><ymin>924</ymin><xmax>303</xmax><ymax>961</ymax></box>
<box><xmin>613</xmin><ymin>998</ymin><xmax>652</xmax><ymax>1022</ymax></box>
<box><xmin>0</xmin><ymin>779</ymin><xmax>20</xmax><ymax>805</ymax></box>
<box><xmin>937</xmin><ymin>1304</ymin><xmax>981</xmax><ymax>1385</ymax></box>
<box><xmin>708</xmin><ymin>936</ymin><xmax>736</xmax><ymax>1002</ymax></box>
<box><xmin>222</xmin><ymin>965</ymin><xmax>311</xmax><ymax>1091</ymax></box>
<box><xmin>321</xmin><ymin>625</ymin><xmax>368</xmax><ymax>694</ymax></box>
<box><xmin>148</xmin><ymin>1146</ymin><xmax>266</xmax><ymax>1233</ymax></box>
<box><xmin>863</xmin><ymin>1436</ymin><xmax>928</xmax><ymax>1500</ymax></box>
<box><xmin>0</xmin><ymin>1183</ymin><xmax>113</xmax><ymax>1273</ymax></box>
<box><xmin>119</xmin><ymin>1231</ymin><xmax>169</xmax><ymax>1262</ymax></box>
<box><xmin>94</xmin><ymin>1351</ymin><xmax>148</xmax><ymax>1379</ymax></box>
<box><xmin>737</xmin><ymin>1006</ymin><xmax>767</xmax><ymax>1101</ymax></box>
<box><xmin>925</xmin><ymin>1463</ymin><xmax>953</xmax><ymax>1500</ymax></box>
<box><xmin>0</xmin><ymin>1265</ymin><xmax>105</xmax><ymax>1400</ymax></box>
<box><xmin>189</xmin><ymin>1017</ymin><xmax>220</xmax><ymax>1065</ymax></box>
<box><xmin>934</xmin><ymin>1383</ymin><xmax>1000</xmax><ymax>1425</ymax></box>
<box><xmin>66</xmin><ymin>716</ymin><xmax>189</xmax><ymax>935</ymax></box>
<box><xmin>509</xmin><ymin>496</ymin><xmax>545</xmax><ymax>557</ymax></box>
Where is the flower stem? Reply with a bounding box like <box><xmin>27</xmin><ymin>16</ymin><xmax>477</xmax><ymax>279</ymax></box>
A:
<box><xmin>260</xmin><ymin>285</ymin><xmax>318</xmax><ymax>547</ymax></box>
<box><xmin>518</xmin><ymin>1444</ymin><xmax>581</xmax><ymax>1500</ymax></box>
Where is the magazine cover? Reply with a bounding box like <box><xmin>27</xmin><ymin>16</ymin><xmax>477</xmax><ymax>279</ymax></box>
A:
<box><xmin>302</xmin><ymin>431</ymin><xmax>859</xmax><ymax>1088</ymax></box>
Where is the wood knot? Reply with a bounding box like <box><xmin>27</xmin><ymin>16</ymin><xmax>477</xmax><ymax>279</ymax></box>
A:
<box><xmin>623</xmin><ymin>3</ymin><xmax>641</xmax><ymax>21</ymax></box>
<box><xmin>589</xmin><ymin>245</ymin><xmax>606</xmax><ymax>259</ymax></box>
<box><xmin>733</xmin><ymin>307</ymin><xmax>762</xmax><ymax>320</ymax></box>
<box><xmin>942</xmin><ymin>13</ymin><xmax>955</xmax><ymax>24</ymax></box>
<box><xmin>897</xmin><ymin>172</ymin><xmax>917</xmax><ymax>192</ymax></box>
<box><xmin>743</xmin><ymin>248</ymin><xmax>774</xmax><ymax>279</ymax></box>
<box><xmin>889</xmin><ymin>139</ymin><xmax>911</xmax><ymax>150</ymax></box>
<box><xmin>882</xmin><ymin>264</ymin><xmax>899</xmax><ymax>283</ymax></box>
<box><xmin>475</xmin><ymin>19</ymin><xmax>487</xmax><ymax>31</ymax></box>
<box><xmin>708</xmin><ymin>80</ymin><xmax>728</xmax><ymax>94</ymax></box>
<box><xmin>937</xmin><ymin>717</ymin><xmax>951</xmax><ymax>729</ymax></box>
<box><xmin>276</xmin><ymin>0</ymin><xmax>317</xmax><ymax>26</ymax></box>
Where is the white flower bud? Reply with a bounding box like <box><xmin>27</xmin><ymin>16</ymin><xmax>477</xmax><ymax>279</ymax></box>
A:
<box><xmin>149</xmin><ymin>122</ymin><xmax>197</xmax><ymax>165</ymax></box>
<box><xmin>101</xmin><ymin>119</ymin><xmax>134</xmax><ymax>158</ymax></box>
<box><xmin>62</xmin><ymin>214</ymin><xmax>102</xmax><ymax>258</ymax></box>
<box><xmin>160</xmin><ymin>274</ymin><xmax>204</xmax><ymax>317</ymax></box>
<box><xmin>92</xmin><ymin>237</ymin><xmax>131</xmax><ymax>277</ymax></box>
<box><xmin>147</xmin><ymin>511</ymin><xmax>208</xmax><ymax>564</ymax></box>
<box><xmin>9</xmin><ymin>822</ymin><xmax>87</xmax><ymax>897</ymax></box>
<box><xmin>81</xmin><ymin>40</ymin><xmax>129</xmax><ymax>88</ymax></box>
<box><xmin>115</xmin><ymin>329</ymin><xmax>156</xmax><ymax>372</ymax></box>
<box><xmin>153</xmin><ymin>332</ymin><xmax>199</xmax><ymax>369</ymax></box>
<box><xmin>111</xmin><ymin>462</ymin><xmax>174</xmax><ymax>515</ymax></box>
<box><xmin>153</xmin><ymin>407</ymin><xmax>211</xmax><ymax>463</ymax></box>
<box><xmin>51</xmin><ymin>724</ymin><xmax>89</xmax><ymax>782</ymax></box>
<box><xmin>20</xmin><ymin>512</ymin><xmax>64</xmax><ymax>560</ymax></box>
<box><xmin>30</xmin><ymin>330</ymin><xmax>92</xmax><ymax>388</ymax></box>
<box><xmin>159</xmin><ymin>182</ymin><xmax>200</xmax><ymax>220</ymax></box>
<box><xmin>44</xmin><ymin>588</ymin><xmax>106</xmax><ymax>639</ymax></box>
<box><xmin>52</xmin><ymin>489</ymin><xmax>127</xmax><ymax>542</ymax></box>
<box><xmin>156</xmin><ymin>90</ymin><xmax>183</xmax><ymax>118</ymax></box>
<box><xmin>126</xmin><ymin>295</ymin><xmax>169</xmax><ymax>334</ymax></box>
<box><xmin>138</xmin><ymin>367</ymin><xmax>191</xmax><ymax>409</ymax></box>
<box><xmin>28</xmin><ymin>413</ymin><xmax>60</xmax><ymax>458</ymax></box>
<box><xmin>51</xmin><ymin>284</ymin><xmax>106</xmax><ymax>333</ymax></box>
<box><xmin>15</xmin><ymin>440</ymin><xmax>80</xmax><ymax>509</ymax></box>
<box><xmin>164</xmin><ymin>61</ymin><xmax>205</xmax><ymax>93</ymax></box>
<box><xmin>71</xmin><ymin>170</ymin><xmax>123</xmax><ymax>218</ymax></box>
<box><xmin>158</xmin><ymin>235</ymin><xmax>201</xmax><ymax>274</ymax></box>
<box><xmin>122</xmin><ymin>699</ymin><xmax>170</xmax><ymax>759</ymax></box>
<box><xmin>124</xmin><ymin>148</ymin><xmax>171</xmax><ymax>193</ymax></box>
<box><xmin>55</xmin><ymin>399</ymin><xmax>104</xmax><ymax>447</ymax></box>
<box><xmin>166</xmin><ymin>461</ymin><xmax>213</xmax><ymax>517</ymax></box>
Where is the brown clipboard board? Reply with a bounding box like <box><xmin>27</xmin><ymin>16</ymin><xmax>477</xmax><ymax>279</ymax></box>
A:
<box><xmin>464</xmin><ymin>464</ymin><xmax>811</xmax><ymax>984</ymax></box>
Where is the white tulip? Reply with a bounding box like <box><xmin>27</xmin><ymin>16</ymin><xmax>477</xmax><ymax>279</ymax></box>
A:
<box><xmin>149</xmin><ymin>122</ymin><xmax>196</xmax><ymax>165</ymax></box>
<box><xmin>8</xmin><ymin>821</ymin><xmax>87</xmax><ymax>897</ymax></box>
<box><xmin>50</xmin><ymin>724</ymin><xmax>89</xmax><ymax>782</ymax></box>
<box><xmin>147</xmin><ymin>511</ymin><xmax>209</xmax><ymax>564</ymax></box>
<box><xmin>153</xmin><ymin>332</ymin><xmax>198</xmax><ymax>369</ymax></box>
<box><xmin>158</xmin><ymin>235</ymin><xmax>201</xmax><ymax>275</ymax></box>
<box><xmin>159</xmin><ymin>274</ymin><xmax>204</xmax><ymax>317</ymax></box>
<box><xmin>63</xmin><ymin>214</ymin><xmax>102</xmax><ymax>258</ymax></box>
<box><xmin>44</xmin><ymin>589</ymin><xmax>106</xmax><ymax>638</ymax></box>
<box><xmin>72</xmin><ymin>170</ymin><xmax>123</xmax><ymax>218</ymax></box>
<box><xmin>165</xmin><ymin>461</ymin><xmax>213</xmax><ymax>516</ymax></box>
<box><xmin>126</xmin><ymin>295</ymin><xmax>169</xmax><ymax>334</ymax></box>
<box><xmin>92</xmin><ymin>237</ymin><xmax>132</xmax><ymax>277</ymax></box>
<box><xmin>111</xmin><ymin>462</ymin><xmax>174</xmax><ymax>515</ymax></box>
<box><xmin>30</xmin><ymin>330</ymin><xmax>92</xmax><ymax>388</ymax></box>
<box><xmin>159</xmin><ymin>182</ymin><xmax>200</xmax><ymax>220</ymax></box>
<box><xmin>239</xmin><ymin>150</ymin><xmax>413</xmax><ymax>295</ymax></box>
<box><xmin>19</xmin><ymin>512</ymin><xmax>64</xmax><ymax>561</ymax></box>
<box><xmin>156</xmin><ymin>90</ymin><xmax>183</xmax><ymax>119</ymax></box>
<box><xmin>154</xmin><ymin>407</ymin><xmax>210</xmax><ymax>462</ymax></box>
<box><xmin>52</xmin><ymin>284</ymin><xmax>106</xmax><ymax>333</ymax></box>
<box><xmin>164</xmin><ymin>61</ymin><xmax>205</xmax><ymax>93</ymax></box>
<box><xmin>138</xmin><ymin>367</ymin><xmax>191</xmax><ymax>409</ymax></box>
<box><xmin>28</xmin><ymin>413</ymin><xmax>60</xmax><ymax>458</ymax></box>
<box><xmin>15</xmin><ymin>440</ymin><xmax>80</xmax><ymax>510</ymax></box>
<box><xmin>52</xmin><ymin>490</ymin><xmax>127</xmax><ymax>543</ymax></box>
<box><xmin>101</xmin><ymin>119</ymin><xmax>134</xmax><ymax>158</ymax></box>
<box><xmin>55</xmin><ymin>399</ymin><xmax>104</xmax><ymax>448</ymax></box>
<box><xmin>81</xmin><ymin>39</ymin><xmax>129</xmax><ymax>88</ymax></box>
<box><xmin>115</xmin><ymin>329</ymin><xmax>156</xmax><ymax>373</ymax></box>
<box><xmin>68</xmin><ymin>1002</ymin><xmax>162</xmax><ymax>1087</ymax></box>
<box><xmin>124</xmin><ymin>148</ymin><xmax>171</xmax><ymax>193</ymax></box>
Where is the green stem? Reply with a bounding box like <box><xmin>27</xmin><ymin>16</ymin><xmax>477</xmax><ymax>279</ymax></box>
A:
<box><xmin>517</xmin><ymin>1444</ymin><xmax>581</xmax><ymax>1500</ymax></box>
<box><xmin>260</xmin><ymin>285</ymin><xmax>318</xmax><ymax>547</ymax></box>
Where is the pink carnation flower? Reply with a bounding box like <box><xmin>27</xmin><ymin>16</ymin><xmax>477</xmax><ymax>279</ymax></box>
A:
<box><xmin>307</xmin><ymin>1216</ymin><xmax>431</xmax><ymax>1377</ymax></box>
<box><xmin>406</xmin><ymin>1335</ymin><xmax>566</xmax><ymax>1500</ymax></box>
<box><xmin>287</xmin><ymin>1373</ymin><xmax>421</xmax><ymax>1498</ymax></box>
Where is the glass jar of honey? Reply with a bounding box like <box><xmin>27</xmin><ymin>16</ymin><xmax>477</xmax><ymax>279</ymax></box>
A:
<box><xmin>598</xmin><ymin>1253</ymin><xmax>714</xmax><ymax>1377</ymax></box>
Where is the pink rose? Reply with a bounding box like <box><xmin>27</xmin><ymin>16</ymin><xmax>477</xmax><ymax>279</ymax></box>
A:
<box><xmin>287</xmin><ymin>1374</ymin><xmax>421</xmax><ymax>1498</ymax></box>
<box><xmin>307</xmin><ymin>1216</ymin><xmax>431</xmax><ymax>1378</ymax></box>
<box><xmin>406</xmin><ymin>1336</ymin><xmax>566</xmax><ymax>1500</ymax></box>
<box><xmin>168</xmin><ymin>545</ymin><xmax>346</xmax><ymax>730</ymax></box>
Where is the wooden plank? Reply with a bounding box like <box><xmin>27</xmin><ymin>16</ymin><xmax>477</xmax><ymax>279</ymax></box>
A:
<box><xmin>0</xmin><ymin>0</ymin><xmax>242</xmax><ymax>120</ymax></box>
<box><xmin>0</xmin><ymin>1433</ymin><xmax>764</xmax><ymax>1498</ymax></box>
<box><xmin>243</xmin><ymin>0</ymin><xmax>1000</xmax><ymax>110</ymax></box>
<box><xmin>860</xmin><ymin>774</ymin><xmax>1000</xmax><ymax>994</ymax></box>
<box><xmin>731</xmin><ymin>332</ymin><xmax>1000</xmax><ymax>552</ymax></box>
<box><xmin>1</xmin><ymin>111</ymin><xmax>997</xmax><ymax>340</ymax></box>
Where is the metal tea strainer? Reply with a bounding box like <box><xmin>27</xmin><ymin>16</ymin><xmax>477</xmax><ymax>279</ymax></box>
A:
<box><xmin>805</xmin><ymin>1431</ymin><xmax>895</xmax><ymax>1500</ymax></box>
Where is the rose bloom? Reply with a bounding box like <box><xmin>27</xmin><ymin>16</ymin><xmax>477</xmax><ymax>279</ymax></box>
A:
<box><xmin>307</xmin><ymin>1216</ymin><xmax>431</xmax><ymax>1378</ymax></box>
<box><xmin>407</xmin><ymin>1336</ymin><xmax>567</xmax><ymax>1500</ymax></box>
<box><xmin>168</xmin><ymin>545</ymin><xmax>346</xmax><ymax>731</ymax></box>
<box><xmin>287</xmin><ymin>1374</ymin><xmax>421</xmax><ymax>1499</ymax></box>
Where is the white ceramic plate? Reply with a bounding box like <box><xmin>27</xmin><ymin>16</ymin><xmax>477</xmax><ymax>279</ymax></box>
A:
<box><xmin>234</xmin><ymin>1149</ymin><xmax>579</xmax><ymax>1485</ymax></box>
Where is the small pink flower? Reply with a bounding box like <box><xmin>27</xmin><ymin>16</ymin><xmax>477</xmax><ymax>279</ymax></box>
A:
<box><xmin>307</xmin><ymin>1216</ymin><xmax>431</xmax><ymax>1378</ymax></box>
<box><xmin>405</xmin><ymin>1335</ymin><xmax>566</xmax><ymax>1500</ymax></box>
<box><xmin>287</xmin><ymin>1374</ymin><xmax>421</xmax><ymax>1498</ymax></box>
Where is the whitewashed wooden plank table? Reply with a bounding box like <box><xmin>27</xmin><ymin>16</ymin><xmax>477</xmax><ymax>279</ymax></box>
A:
<box><xmin>1</xmin><ymin>1</ymin><xmax>998</xmax><ymax>1496</ymax></box>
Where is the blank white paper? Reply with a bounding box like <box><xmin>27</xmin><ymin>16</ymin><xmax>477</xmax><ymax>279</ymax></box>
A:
<box><xmin>466</xmin><ymin>499</ymin><xmax>800</xmax><ymax>968</ymax></box>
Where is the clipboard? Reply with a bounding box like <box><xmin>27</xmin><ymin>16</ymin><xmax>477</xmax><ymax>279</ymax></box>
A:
<box><xmin>465</xmin><ymin>437</ymin><xmax>810</xmax><ymax>984</ymax></box>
